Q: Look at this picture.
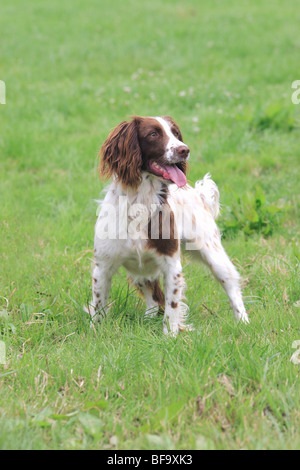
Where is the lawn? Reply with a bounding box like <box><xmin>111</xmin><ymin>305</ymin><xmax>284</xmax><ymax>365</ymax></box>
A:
<box><xmin>0</xmin><ymin>0</ymin><xmax>299</xmax><ymax>450</ymax></box>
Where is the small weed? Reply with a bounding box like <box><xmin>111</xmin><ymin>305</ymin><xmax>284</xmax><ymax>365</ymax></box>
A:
<box><xmin>250</xmin><ymin>104</ymin><xmax>296</xmax><ymax>133</ymax></box>
<box><xmin>220</xmin><ymin>186</ymin><xmax>290</xmax><ymax>238</ymax></box>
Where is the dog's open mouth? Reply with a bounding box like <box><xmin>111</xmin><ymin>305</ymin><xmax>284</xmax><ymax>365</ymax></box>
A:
<box><xmin>148</xmin><ymin>161</ymin><xmax>187</xmax><ymax>187</ymax></box>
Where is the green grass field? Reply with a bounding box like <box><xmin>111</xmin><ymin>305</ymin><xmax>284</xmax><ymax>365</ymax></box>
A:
<box><xmin>0</xmin><ymin>0</ymin><xmax>299</xmax><ymax>450</ymax></box>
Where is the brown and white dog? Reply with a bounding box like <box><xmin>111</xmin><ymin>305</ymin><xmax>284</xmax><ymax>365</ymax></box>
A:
<box><xmin>88</xmin><ymin>116</ymin><xmax>249</xmax><ymax>335</ymax></box>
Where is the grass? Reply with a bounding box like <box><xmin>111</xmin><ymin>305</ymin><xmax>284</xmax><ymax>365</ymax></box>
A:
<box><xmin>0</xmin><ymin>0</ymin><xmax>299</xmax><ymax>450</ymax></box>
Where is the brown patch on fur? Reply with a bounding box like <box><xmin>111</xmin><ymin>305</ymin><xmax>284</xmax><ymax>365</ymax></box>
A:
<box><xmin>148</xmin><ymin>280</ymin><xmax>165</xmax><ymax>313</ymax></box>
<box><xmin>135</xmin><ymin>279</ymin><xmax>165</xmax><ymax>314</ymax></box>
<box><xmin>149</xmin><ymin>281</ymin><xmax>165</xmax><ymax>304</ymax></box>
<box><xmin>147</xmin><ymin>201</ymin><xmax>178</xmax><ymax>256</ymax></box>
<box><xmin>173</xmin><ymin>288</ymin><xmax>178</xmax><ymax>294</ymax></box>
<box><xmin>171</xmin><ymin>301</ymin><xmax>178</xmax><ymax>309</ymax></box>
<box><xmin>138</xmin><ymin>117</ymin><xmax>169</xmax><ymax>162</ymax></box>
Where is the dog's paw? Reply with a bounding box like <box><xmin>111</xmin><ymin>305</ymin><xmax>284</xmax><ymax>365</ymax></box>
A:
<box><xmin>163</xmin><ymin>320</ymin><xmax>194</xmax><ymax>337</ymax></box>
<box><xmin>179</xmin><ymin>322</ymin><xmax>195</xmax><ymax>332</ymax></box>
<box><xmin>236</xmin><ymin>310</ymin><xmax>250</xmax><ymax>324</ymax></box>
<box><xmin>84</xmin><ymin>304</ymin><xmax>104</xmax><ymax>327</ymax></box>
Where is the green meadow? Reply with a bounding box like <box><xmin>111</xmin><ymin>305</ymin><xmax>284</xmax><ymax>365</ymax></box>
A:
<box><xmin>0</xmin><ymin>0</ymin><xmax>299</xmax><ymax>450</ymax></box>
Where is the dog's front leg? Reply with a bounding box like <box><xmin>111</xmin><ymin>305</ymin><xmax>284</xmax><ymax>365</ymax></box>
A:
<box><xmin>162</xmin><ymin>256</ymin><xmax>189</xmax><ymax>336</ymax></box>
<box><xmin>90</xmin><ymin>258</ymin><xmax>118</xmax><ymax>322</ymax></box>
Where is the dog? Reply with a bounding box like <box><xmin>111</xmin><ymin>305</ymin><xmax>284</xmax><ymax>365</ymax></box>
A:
<box><xmin>88</xmin><ymin>116</ymin><xmax>249</xmax><ymax>335</ymax></box>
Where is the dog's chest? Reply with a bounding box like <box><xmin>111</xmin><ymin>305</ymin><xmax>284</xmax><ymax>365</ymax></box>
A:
<box><xmin>95</xmin><ymin>178</ymin><xmax>168</xmax><ymax>280</ymax></box>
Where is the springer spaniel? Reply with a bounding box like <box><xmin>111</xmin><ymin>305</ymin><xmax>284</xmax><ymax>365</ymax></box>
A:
<box><xmin>88</xmin><ymin>116</ymin><xmax>249</xmax><ymax>335</ymax></box>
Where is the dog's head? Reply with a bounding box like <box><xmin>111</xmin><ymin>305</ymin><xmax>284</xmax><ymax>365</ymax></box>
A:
<box><xmin>99</xmin><ymin>116</ymin><xmax>189</xmax><ymax>189</ymax></box>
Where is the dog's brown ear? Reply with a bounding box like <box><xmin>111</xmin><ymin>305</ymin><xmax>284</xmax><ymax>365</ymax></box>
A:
<box><xmin>99</xmin><ymin>118</ymin><xmax>142</xmax><ymax>188</ymax></box>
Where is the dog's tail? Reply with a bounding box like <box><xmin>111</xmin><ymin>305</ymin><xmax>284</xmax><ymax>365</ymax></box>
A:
<box><xmin>194</xmin><ymin>173</ymin><xmax>220</xmax><ymax>219</ymax></box>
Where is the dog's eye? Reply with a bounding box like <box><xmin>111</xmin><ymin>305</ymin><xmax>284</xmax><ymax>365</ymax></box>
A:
<box><xmin>150</xmin><ymin>131</ymin><xmax>158</xmax><ymax>137</ymax></box>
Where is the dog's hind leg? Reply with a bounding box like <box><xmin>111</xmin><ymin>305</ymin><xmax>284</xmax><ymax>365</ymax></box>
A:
<box><xmin>133</xmin><ymin>279</ymin><xmax>165</xmax><ymax>317</ymax></box>
<box><xmin>187</xmin><ymin>234</ymin><xmax>249</xmax><ymax>324</ymax></box>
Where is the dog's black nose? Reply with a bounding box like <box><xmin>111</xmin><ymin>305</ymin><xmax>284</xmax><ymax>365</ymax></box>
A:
<box><xmin>176</xmin><ymin>145</ymin><xmax>190</xmax><ymax>159</ymax></box>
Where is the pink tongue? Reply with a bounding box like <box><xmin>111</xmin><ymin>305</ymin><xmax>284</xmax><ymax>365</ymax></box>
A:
<box><xmin>163</xmin><ymin>165</ymin><xmax>187</xmax><ymax>187</ymax></box>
